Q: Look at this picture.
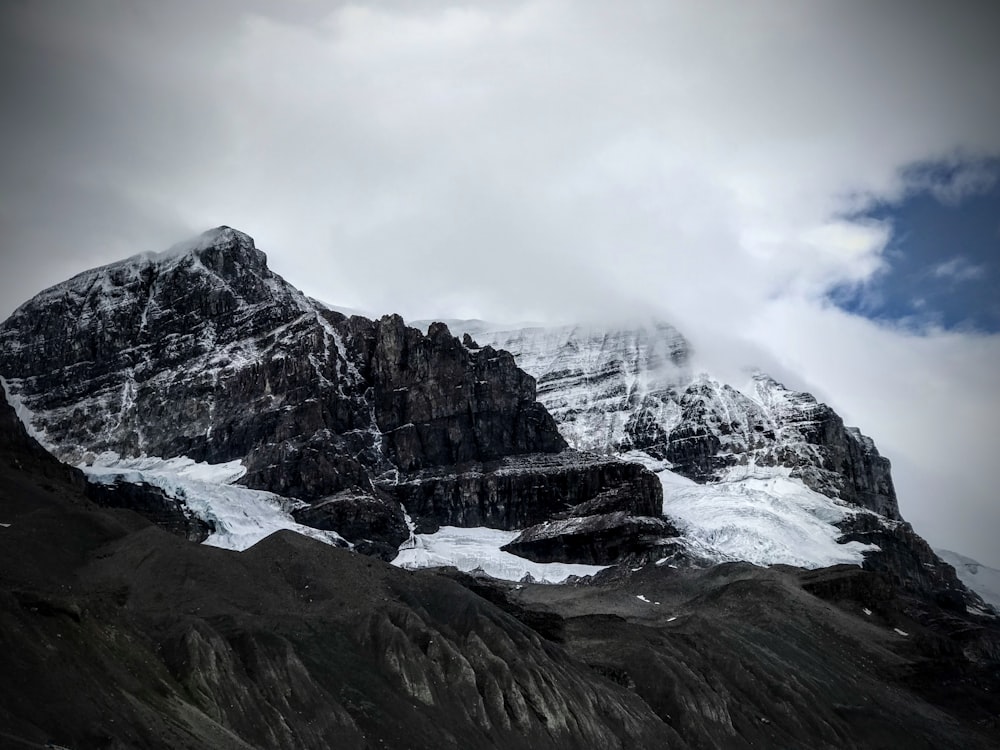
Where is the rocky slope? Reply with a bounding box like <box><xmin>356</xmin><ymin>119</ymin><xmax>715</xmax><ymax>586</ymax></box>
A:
<box><xmin>2</xmin><ymin>389</ymin><xmax>998</xmax><ymax>749</ymax></box>
<box><xmin>0</xmin><ymin>391</ymin><xmax>680</xmax><ymax>749</ymax></box>
<box><xmin>935</xmin><ymin>549</ymin><xmax>1000</xmax><ymax>613</ymax></box>
<box><xmin>0</xmin><ymin>228</ymin><xmax>665</xmax><ymax>562</ymax></box>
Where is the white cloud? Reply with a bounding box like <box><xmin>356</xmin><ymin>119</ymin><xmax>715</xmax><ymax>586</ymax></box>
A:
<box><xmin>931</xmin><ymin>256</ymin><xmax>986</xmax><ymax>282</ymax></box>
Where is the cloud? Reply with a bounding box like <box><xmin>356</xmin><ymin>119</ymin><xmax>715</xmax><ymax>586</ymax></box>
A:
<box><xmin>931</xmin><ymin>256</ymin><xmax>986</xmax><ymax>282</ymax></box>
<box><xmin>1</xmin><ymin>1</ymin><xmax>999</xmax><ymax>563</ymax></box>
<box><xmin>904</xmin><ymin>158</ymin><xmax>1000</xmax><ymax>206</ymax></box>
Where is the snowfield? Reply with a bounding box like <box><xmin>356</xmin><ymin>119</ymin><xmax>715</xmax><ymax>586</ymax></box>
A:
<box><xmin>657</xmin><ymin>467</ymin><xmax>881</xmax><ymax>568</ymax></box>
<box><xmin>623</xmin><ymin>451</ymin><xmax>882</xmax><ymax>568</ymax></box>
<box><xmin>80</xmin><ymin>454</ymin><xmax>348</xmax><ymax>551</ymax></box>
<box><xmin>76</xmin><ymin>452</ymin><xmax>885</xmax><ymax>573</ymax></box>
<box><xmin>78</xmin><ymin>454</ymin><xmax>608</xmax><ymax>582</ymax></box>
<box><xmin>393</xmin><ymin>525</ymin><xmax>608</xmax><ymax>583</ymax></box>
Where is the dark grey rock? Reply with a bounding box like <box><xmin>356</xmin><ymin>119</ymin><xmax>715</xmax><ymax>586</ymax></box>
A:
<box><xmin>291</xmin><ymin>487</ymin><xmax>408</xmax><ymax>561</ymax></box>
<box><xmin>86</xmin><ymin>480</ymin><xmax>214</xmax><ymax>543</ymax></box>
<box><xmin>383</xmin><ymin>451</ymin><xmax>662</xmax><ymax>533</ymax></box>
<box><xmin>502</xmin><ymin>512</ymin><xmax>679</xmax><ymax>565</ymax></box>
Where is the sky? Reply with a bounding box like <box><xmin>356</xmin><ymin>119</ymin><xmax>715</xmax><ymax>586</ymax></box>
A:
<box><xmin>1</xmin><ymin>1</ymin><xmax>998</xmax><ymax>565</ymax></box>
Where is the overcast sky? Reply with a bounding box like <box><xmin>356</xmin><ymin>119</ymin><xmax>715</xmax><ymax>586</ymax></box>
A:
<box><xmin>1</xmin><ymin>1</ymin><xmax>998</xmax><ymax>565</ymax></box>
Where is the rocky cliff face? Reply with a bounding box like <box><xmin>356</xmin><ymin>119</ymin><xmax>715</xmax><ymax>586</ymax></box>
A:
<box><xmin>386</xmin><ymin>452</ymin><xmax>662</xmax><ymax>533</ymax></box>
<box><xmin>456</xmin><ymin>322</ymin><xmax>898</xmax><ymax>519</ymax></box>
<box><xmin>662</xmin><ymin>374</ymin><xmax>899</xmax><ymax>519</ymax></box>
<box><xmin>0</xmin><ymin>228</ymin><xmax>661</xmax><ymax>561</ymax></box>
<box><xmin>449</xmin><ymin>321</ymin><xmax>690</xmax><ymax>454</ymax></box>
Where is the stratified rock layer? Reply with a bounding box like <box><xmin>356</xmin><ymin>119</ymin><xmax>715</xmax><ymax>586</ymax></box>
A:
<box><xmin>385</xmin><ymin>452</ymin><xmax>662</xmax><ymax>533</ymax></box>
<box><xmin>502</xmin><ymin>513</ymin><xmax>678</xmax><ymax>565</ymax></box>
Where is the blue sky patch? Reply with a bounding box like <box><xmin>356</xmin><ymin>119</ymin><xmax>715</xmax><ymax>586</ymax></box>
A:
<box><xmin>830</xmin><ymin>158</ymin><xmax>1000</xmax><ymax>332</ymax></box>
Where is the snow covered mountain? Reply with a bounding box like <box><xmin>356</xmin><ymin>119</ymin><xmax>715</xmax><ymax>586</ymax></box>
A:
<box><xmin>0</xmin><ymin>227</ymin><xmax>666</xmax><ymax>570</ymax></box>
<box><xmin>2</xmin><ymin>228</ymin><xmax>997</xmax><ymax>750</ymax></box>
<box><xmin>0</xmin><ymin>227</ymin><xmax>983</xmax><ymax>611</ymax></box>
<box><xmin>425</xmin><ymin>320</ymin><xmax>981</xmax><ymax>606</ymax></box>
<box><xmin>447</xmin><ymin>321</ymin><xmax>897</xmax><ymax>514</ymax></box>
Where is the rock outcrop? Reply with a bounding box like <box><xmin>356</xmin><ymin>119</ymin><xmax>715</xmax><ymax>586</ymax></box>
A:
<box><xmin>502</xmin><ymin>513</ymin><xmax>678</xmax><ymax>565</ymax></box>
<box><xmin>86</xmin><ymin>479</ymin><xmax>214</xmax><ymax>543</ymax></box>
<box><xmin>290</xmin><ymin>487</ymin><xmax>408</xmax><ymax>561</ymax></box>
<box><xmin>386</xmin><ymin>452</ymin><xmax>662</xmax><ymax>533</ymax></box>
<box><xmin>662</xmin><ymin>375</ymin><xmax>900</xmax><ymax>518</ymax></box>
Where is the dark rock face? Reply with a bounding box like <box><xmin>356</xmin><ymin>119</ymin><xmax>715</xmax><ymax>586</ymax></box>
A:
<box><xmin>502</xmin><ymin>476</ymin><xmax>678</xmax><ymax>566</ymax></box>
<box><xmin>384</xmin><ymin>452</ymin><xmax>662</xmax><ymax>533</ymax></box>
<box><xmin>502</xmin><ymin>513</ymin><xmax>678</xmax><ymax>565</ymax></box>
<box><xmin>291</xmin><ymin>487</ymin><xmax>409</xmax><ymax>561</ymax></box>
<box><xmin>369</xmin><ymin>317</ymin><xmax>567</xmax><ymax>472</ymax></box>
<box><xmin>0</xmin><ymin>228</ymin><xmax>657</xmax><ymax>552</ymax></box>
<box><xmin>86</xmin><ymin>480</ymin><xmax>214</xmax><ymax>542</ymax></box>
<box><xmin>838</xmin><ymin>513</ymin><xmax>983</xmax><ymax>606</ymax></box>
<box><xmin>0</xmin><ymin>227</ymin><xmax>379</xmax><ymax>498</ymax></box>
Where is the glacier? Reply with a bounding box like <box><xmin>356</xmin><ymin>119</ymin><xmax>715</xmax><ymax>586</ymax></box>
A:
<box><xmin>80</xmin><ymin>454</ymin><xmax>349</xmax><ymax>552</ymax></box>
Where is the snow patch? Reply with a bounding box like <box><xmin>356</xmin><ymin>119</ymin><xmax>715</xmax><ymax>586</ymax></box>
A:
<box><xmin>80</xmin><ymin>454</ymin><xmax>347</xmax><ymax>551</ymax></box>
<box><xmin>393</xmin><ymin>525</ymin><xmax>607</xmax><ymax>584</ymax></box>
<box><xmin>657</xmin><ymin>465</ymin><xmax>881</xmax><ymax>569</ymax></box>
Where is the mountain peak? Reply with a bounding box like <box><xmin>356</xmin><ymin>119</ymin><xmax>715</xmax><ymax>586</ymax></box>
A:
<box><xmin>161</xmin><ymin>225</ymin><xmax>253</xmax><ymax>254</ymax></box>
<box><xmin>154</xmin><ymin>225</ymin><xmax>266</xmax><ymax>277</ymax></box>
